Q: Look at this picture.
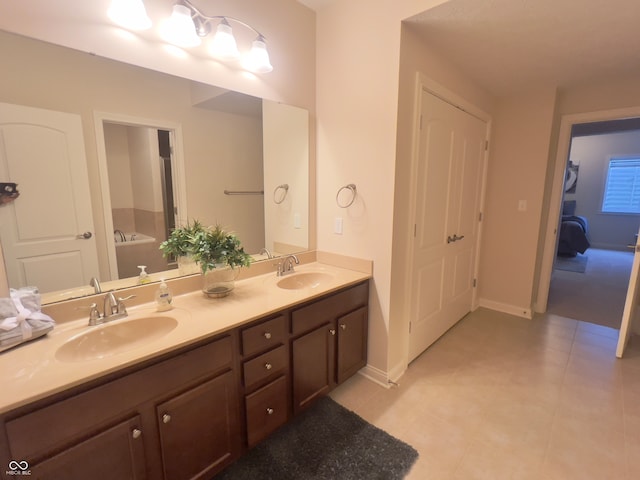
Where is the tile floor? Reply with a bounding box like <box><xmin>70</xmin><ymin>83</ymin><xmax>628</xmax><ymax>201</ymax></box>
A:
<box><xmin>329</xmin><ymin>308</ymin><xmax>640</xmax><ymax>480</ymax></box>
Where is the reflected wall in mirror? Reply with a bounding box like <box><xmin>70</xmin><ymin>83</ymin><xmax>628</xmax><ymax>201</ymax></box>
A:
<box><xmin>0</xmin><ymin>29</ymin><xmax>309</xmax><ymax>304</ymax></box>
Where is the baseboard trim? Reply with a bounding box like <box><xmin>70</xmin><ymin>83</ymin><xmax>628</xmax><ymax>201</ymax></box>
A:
<box><xmin>478</xmin><ymin>298</ymin><xmax>532</xmax><ymax>319</ymax></box>
<box><xmin>359</xmin><ymin>364</ymin><xmax>391</xmax><ymax>389</ymax></box>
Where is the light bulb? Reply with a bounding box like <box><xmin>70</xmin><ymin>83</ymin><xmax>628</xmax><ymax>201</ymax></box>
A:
<box><xmin>243</xmin><ymin>36</ymin><xmax>273</xmax><ymax>73</ymax></box>
<box><xmin>161</xmin><ymin>4</ymin><xmax>201</xmax><ymax>48</ymax></box>
<box><xmin>209</xmin><ymin>19</ymin><xmax>240</xmax><ymax>60</ymax></box>
<box><xmin>108</xmin><ymin>0</ymin><xmax>151</xmax><ymax>30</ymax></box>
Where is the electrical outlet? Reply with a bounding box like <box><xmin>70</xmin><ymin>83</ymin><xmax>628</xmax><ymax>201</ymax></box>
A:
<box><xmin>334</xmin><ymin>217</ymin><xmax>343</xmax><ymax>235</ymax></box>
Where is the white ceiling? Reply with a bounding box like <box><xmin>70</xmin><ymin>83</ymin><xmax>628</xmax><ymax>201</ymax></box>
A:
<box><xmin>405</xmin><ymin>0</ymin><xmax>640</xmax><ymax>96</ymax></box>
<box><xmin>2</xmin><ymin>1</ymin><xmax>640</xmax><ymax>98</ymax></box>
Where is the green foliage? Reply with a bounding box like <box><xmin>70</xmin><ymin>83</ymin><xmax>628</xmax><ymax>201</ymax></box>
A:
<box><xmin>160</xmin><ymin>221</ymin><xmax>252</xmax><ymax>273</ymax></box>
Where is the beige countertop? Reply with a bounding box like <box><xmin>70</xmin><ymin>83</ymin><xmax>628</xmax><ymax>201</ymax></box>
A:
<box><xmin>0</xmin><ymin>261</ymin><xmax>371</xmax><ymax>414</ymax></box>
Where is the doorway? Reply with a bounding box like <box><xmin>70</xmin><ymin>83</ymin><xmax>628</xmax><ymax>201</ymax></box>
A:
<box><xmin>94</xmin><ymin>112</ymin><xmax>187</xmax><ymax>282</ymax></box>
<box><xmin>537</xmin><ymin>108</ymin><xmax>640</xmax><ymax>329</ymax></box>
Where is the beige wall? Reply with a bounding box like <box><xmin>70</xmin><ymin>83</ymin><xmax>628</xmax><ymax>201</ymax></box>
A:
<box><xmin>478</xmin><ymin>88</ymin><xmax>558</xmax><ymax>317</ymax></box>
<box><xmin>315</xmin><ymin>0</ymin><xmax>455</xmax><ymax>380</ymax></box>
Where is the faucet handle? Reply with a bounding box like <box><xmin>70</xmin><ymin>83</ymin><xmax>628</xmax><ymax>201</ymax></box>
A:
<box><xmin>116</xmin><ymin>295</ymin><xmax>136</xmax><ymax>314</ymax></box>
<box><xmin>77</xmin><ymin>302</ymin><xmax>101</xmax><ymax>325</ymax></box>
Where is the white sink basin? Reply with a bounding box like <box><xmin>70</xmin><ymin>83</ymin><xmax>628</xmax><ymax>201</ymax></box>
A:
<box><xmin>56</xmin><ymin>316</ymin><xmax>178</xmax><ymax>363</ymax></box>
<box><xmin>277</xmin><ymin>272</ymin><xmax>334</xmax><ymax>290</ymax></box>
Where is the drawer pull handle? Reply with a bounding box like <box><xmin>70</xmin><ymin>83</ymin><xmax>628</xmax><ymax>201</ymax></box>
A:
<box><xmin>132</xmin><ymin>428</ymin><xmax>142</xmax><ymax>439</ymax></box>
<box><xmin>266</xmin><ymin>407</ymin><xmax>274</xmax><ymax>415</ymax></box>
<box><xmin>265</xmin><ymin>362</ymin><xmax>273</xmax><ymax>370</ymax></box>
<box><xmin>329</xmin><ymin>329</ymin><xmax>336</xmax><ymax>336</ymax></box>
<box><xmin>340</xmin><ymin>324</ymin><xmax>347</xmax><ymax>331</ymax></box>
<box><xmin>162</xmin><ymin>413</ymin><xmax>171</xmax><ymax>424</ymax></box>
<box><xmin>263</xmin><ymin>332</ymin><xmax>272</xmax><ymax>339</ymax></box>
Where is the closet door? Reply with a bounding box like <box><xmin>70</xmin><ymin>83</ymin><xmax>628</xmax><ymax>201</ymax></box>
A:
<box><xmin>408</xmin><ymin>89</ymin><xmax>487</xmax><ymax>361</ymax></box>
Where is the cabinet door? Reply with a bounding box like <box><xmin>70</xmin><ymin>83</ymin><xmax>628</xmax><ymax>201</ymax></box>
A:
<box><xmin>337</xmin><ymin>306</ymin><xmax>368</xmax><ymax>384</ymax></box>
<box><xmin>30</xmin><ymin>416</ymin><xmax>146</xmax><ymax>480</ymax></box>
<box><xmin>292</xmin><ymin>322</ymin><xmax>334</xmax><ymax>413</ymax></box>
<box><xmin>157</xmin><ymin>371</ymin><xmax>240</xmax><ymax>480</ymax></box>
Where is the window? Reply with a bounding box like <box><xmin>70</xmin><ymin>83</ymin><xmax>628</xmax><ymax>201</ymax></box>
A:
<box><xmin>602</xmin><ymin>158</ymin><xmax>640</xmax><ymax>214</ymax></box>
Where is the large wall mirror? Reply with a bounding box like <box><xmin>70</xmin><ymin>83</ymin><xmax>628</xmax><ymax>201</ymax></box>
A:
<box><xmin>0</xmin><ymin>29</ymin><xmax>309</xmax><ymax>304</ymax></box>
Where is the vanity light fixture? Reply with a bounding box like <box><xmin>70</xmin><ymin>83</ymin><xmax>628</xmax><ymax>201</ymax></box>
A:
<box><xmin>108</xmin><ymin>0</ymin><xmax>273</xmax><ymax>73</ymax></box>
<box><xmin>108</xmin><ymin>0</ymin><xmax>151</xmax><ymax>31</ymax></box>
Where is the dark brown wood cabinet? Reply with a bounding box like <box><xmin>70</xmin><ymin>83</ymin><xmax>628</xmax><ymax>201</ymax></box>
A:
<box><xmin>336</xmin><ymin>306</ymin><xmax>368</xmax><ymax>384</ymax></box>
<box><xmin>239</xmin><ymin>314</ymin><xmax>290</xmax><ymax>448</ymax></box>
<box><xmin>291</xmin><ymin>282</ymin><xmax>369</xmax><ymax>413</ymax></box>
<box><xmin>0</xmin><ymin>280</ymin><xmax>369</xmax><ymax>480</ymax></box>
<box><xmin>157</xmin><ymin>371</ymin><xmax>239</xmax><ymax>480</ymax></box>
<box><xmin>29</xmin><ymin>416</ymin><xmax>147</xmax><ymax>480</ymax></box>
<box><xmin>1</xmin><ymin>334</ymin><xmax>240</xmax><ymax>480</ymax></box>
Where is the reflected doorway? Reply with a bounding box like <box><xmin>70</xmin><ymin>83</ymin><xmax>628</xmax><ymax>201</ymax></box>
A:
<box><xmin>95</xmin><ymin>112</ymin><xmax>187</xmax><ymax>282</ymax></box>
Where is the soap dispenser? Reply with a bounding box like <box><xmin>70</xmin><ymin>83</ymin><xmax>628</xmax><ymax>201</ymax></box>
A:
<box><xmin>155</xmin><ymin>278</ymin><xmax>173</xmax><ymax>312</ymax></box>
<box><xmin>137</xmin><ymin>265</ymin><xmax>151</xmax><ymax>285</ymax></box>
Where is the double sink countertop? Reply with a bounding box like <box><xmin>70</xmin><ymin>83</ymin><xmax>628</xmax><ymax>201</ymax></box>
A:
<box><xmin>0</xmin><ymin>259</ymin><xmax>371</xmax><ymax>414</ymax></box>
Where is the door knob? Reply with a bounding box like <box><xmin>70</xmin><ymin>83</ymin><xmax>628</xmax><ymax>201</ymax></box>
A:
<box><xmin>162</xmin><ymin>413</ymin><xmax>171</xmax><ymax>424</ymax></box>
<box><xmin>76</xmin><ymin>231</ymin><xmax>93</xmax><ymax>239</ymax></box>
<box><xmin>132</xmin><ymin>428</ymin><xmax>142</xmax><ymax>439</ymax></box>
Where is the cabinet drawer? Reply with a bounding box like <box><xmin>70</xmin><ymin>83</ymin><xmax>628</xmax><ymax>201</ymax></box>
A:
<box><xmin>245</xmin><ymin>376</ymin><xmax>288</xmax><ymax>447</ymax></box>
<box><xmin>243</xmin><ymin>345</ymin><xmax>287</xmax><ymax>390</ymax></box>
<box><xmin>241</xmin><ymin>314</ymin><xmax>287</xmax><ymax>357</ymax></box>
<box><xmin>291</xmin><ymin>282</ymin><xmax>368</xmax><ymax>335</ymax></box>
<box><xmin>6</xmin><ymin>335</ymin><xmax>233</xmax><ymax>461</ymax></box>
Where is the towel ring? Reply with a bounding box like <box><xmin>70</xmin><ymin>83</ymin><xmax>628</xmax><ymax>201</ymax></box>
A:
<box><xmin>273</xmin><ymin>184</ymin><xmax>289</xmax><ymax>204</ymax></box>
<box><xmin>336</xmin><ymin>184</ymin><xmax>357</xmax><ymax>208</ymax></box>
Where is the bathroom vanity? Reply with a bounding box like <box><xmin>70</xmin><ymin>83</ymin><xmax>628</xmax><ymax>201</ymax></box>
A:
<box><xmin>0</xmin><ymin>262</ymin><xmax>370</xmax><ymax>480</ymax></box>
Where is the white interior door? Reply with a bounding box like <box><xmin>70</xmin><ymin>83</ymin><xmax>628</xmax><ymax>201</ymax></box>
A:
<box><xmin>617</xmin><ymin>226</ymin><xmax>640</xmax><ymax>357</ymax></box>
<box><xmin>408</xmin><ymin>89</ymin><xmax>487</xmax><ymax>362</ymax></box>
<box><xmin>0</xmin><ymin>102</ymin><xmax>99</xmax><ymax>293</ymax></box>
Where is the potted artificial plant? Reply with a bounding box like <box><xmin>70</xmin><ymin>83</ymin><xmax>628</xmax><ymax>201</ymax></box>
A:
<box><xmin>159</xmin><ymin>220</ymin><xmax>203</xmax><ymax>275</ymax></box>
<box><xmin>160</xmin><ymin>221</ymin><xmax>252</xmax><ymax>297</ymax></box>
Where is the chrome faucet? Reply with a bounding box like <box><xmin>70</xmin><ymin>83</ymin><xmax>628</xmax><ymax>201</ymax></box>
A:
<box><xmin>86</xmin><ymin>292</ymin><xmax>134</xmax><ymax>326</ymax></box>
<box><xmin>259</xmin><ymin>248</ymin><xmax>273</xmax><ymax>259</ymax></box>
<box><xmin>276</xmin><ymin>254</ymin><xmax>299</xmax><ymax>276</ymax></box>
<box><xmin>89</xmin><ymin>276</ymin><xmax>102</xmax><ymax>294</ymax></box>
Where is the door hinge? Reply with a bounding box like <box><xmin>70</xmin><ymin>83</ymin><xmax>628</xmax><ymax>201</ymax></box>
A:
<box><xmin>478</xmin><ymin>212</ymin><xmax>483</xmax><ymax>222</ymax></box>
<box><xmin>473</xmin><ymin>278</ymin><xmax>477</xmax><ymax>288</ymax></box>
<box><xmin>414</xmin><ymin>224</ymin><xmax>417</xmax><ymax>237</ymax></box>
<box><xmin>419</xmin><ymin>115</ymin><xmax>423</xmax><ymax>130</ymax></box>
<box><xmin>409</xmin><ymin>321</ymin><xmax>412</xmax><ymax>333</ymax></box>
<box><xmin>485</xmin><ymin>140</ymin><xmax>489</xmax><ymax>151</ymax></box>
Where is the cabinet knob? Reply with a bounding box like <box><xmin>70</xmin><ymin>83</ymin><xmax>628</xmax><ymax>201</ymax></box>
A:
<box><xmin>266</xmin><ymin>407</ymin><xmax>274</xmax><ymax>415</ymax></box>
<box><xmin>132</xmin><ymin>428</ymin><xmax>142</xmax><ymax>439</ymax></box>
<box><xmin>340</xmin><ymin>324</ymin><xmax>347</xmax><ymax>331</ymax></box>
<box><xmin>263</xmin><ymin>332</ymin><xmax>272</xmax><ymax>339</ymax></box>
<box><xmin>265</xmin><ymin>362</ymin><xmax>273</xmax><ymax>370</ymax></box>
<box><xmin>329</xmin><ymin>329</ymin><xmax>336</xmax><ymax>336</ymax></box>
<box><xmin>162</xmin><ymin>413</ymin><xmax>171</xmax><ymax>424</ymax></box>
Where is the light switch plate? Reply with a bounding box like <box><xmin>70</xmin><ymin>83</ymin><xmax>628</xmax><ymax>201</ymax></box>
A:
<box><xmin>334</xmin><ymin>217</ymin><xmax>343</xmax><ymax>234</ymax></box>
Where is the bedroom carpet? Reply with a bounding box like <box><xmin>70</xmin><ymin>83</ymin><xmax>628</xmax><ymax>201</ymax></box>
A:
<box><xmin>555</xmin><ymin>254</ymin><xmax>588</xmax><ymax>273</ymax></box>
<box><xmin>212</xmin><ymin>396</ymin><xmax>418</xmax><ymax>480</ymax></box>
<box><xmin>547</xmin><ymin>248</ymin><xmax>633</xmax><ymax>329</ymax></box>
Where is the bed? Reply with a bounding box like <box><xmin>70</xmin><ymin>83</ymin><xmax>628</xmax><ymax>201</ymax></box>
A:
<box><xmin>557</xmin><ymin>200</ymin><xmax>590</xmax><ymax>257</ymax></box>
